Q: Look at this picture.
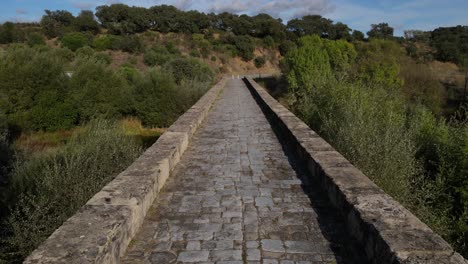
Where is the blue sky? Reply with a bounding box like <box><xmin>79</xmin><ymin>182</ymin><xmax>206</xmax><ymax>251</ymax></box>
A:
<box><xmin>1</xmin><ymin>0</ymin><xmax>467</xmax><ymax>36</ymax></box>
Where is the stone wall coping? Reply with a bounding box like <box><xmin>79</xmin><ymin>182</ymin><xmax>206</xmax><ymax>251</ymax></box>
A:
<box><xmin>24</xmin><ymin>78</ymin><xmax>227</xmax><ymax>264</ymax></box>
<box><xmin>244</xmin><ymin>77</ymin><xmax>467</xmax><ymax>264</ymax></box>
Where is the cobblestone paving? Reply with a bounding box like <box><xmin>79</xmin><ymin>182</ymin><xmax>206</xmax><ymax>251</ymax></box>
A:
<box><xmin>122</xmin><ymin>79</ymin><xmax>367</xmax><ymax>264</ymax></box>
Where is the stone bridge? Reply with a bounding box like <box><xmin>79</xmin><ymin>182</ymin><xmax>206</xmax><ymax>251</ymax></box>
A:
<box><xmin>25</xmin><ymin>77</ymin><xmax>466</xmax><ymax>264</ymax></box>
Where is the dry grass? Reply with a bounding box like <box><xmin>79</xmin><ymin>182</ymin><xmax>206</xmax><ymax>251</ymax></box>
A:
<box><xmin>14</xmin><ymin>118</ymin><xmax>165</xmax><ymax>154</ymax></box>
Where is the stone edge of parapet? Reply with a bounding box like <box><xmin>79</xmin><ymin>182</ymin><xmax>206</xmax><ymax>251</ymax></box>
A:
<box><xmin>23</xmin><ymin>77</ymin><xmax>228</xmax><ymax>264</ymax></box>
<box><xmin>243</xmin><ymin>77</ymin><xmax>467</xmax><ymax>264</ymax></box>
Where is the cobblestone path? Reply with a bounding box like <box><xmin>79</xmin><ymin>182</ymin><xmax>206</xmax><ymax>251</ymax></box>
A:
<box><xmin>122</xmin><ymin>79</ymin><xmax>366</xmax><ymax>264</ymax></box>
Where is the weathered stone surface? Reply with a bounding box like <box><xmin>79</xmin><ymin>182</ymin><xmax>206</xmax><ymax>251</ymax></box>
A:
<box><xmin>25</xmin><ymin>78</ymin><xmax>227</xmax><ymax>264</ymax></box>
<box><xmin>122</xmin><ymin>79</ymin><xmax>366</xmax><ymax>264</ymax></box>
<box><xmin>177</xmin><ymin>251</ymin><xmax>210</xmax><ymax>262</ymax></box>
<box><xmin>244</xmin><ymin>77</ymin><xmax>467</xmax><ymax>264</ymax></box>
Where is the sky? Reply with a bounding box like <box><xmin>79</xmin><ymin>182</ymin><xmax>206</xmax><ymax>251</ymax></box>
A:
<box><xmin>1</xmin><ymin>0</ymin><xmax>467</xmax><ymax>36</ymax></box>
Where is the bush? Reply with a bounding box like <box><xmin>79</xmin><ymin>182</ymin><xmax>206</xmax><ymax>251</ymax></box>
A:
<box><xmin>0</xmin><ymin>120</ymin><xmax>142</xmax><ymax>261</ymax></box>
<box><xmin>132</xmin><ymin>69</ymin><xmax>210</xmax><ymax>127</ymax></box>
<box><xmin>60</xmin><ymin>32</ymin><xmax>89</xmax><ymax>51</ymax></box>
<box><xmin>92</xmin><ymin>35</ymin><xmax>119</xmax><ymax>51</ymax></box>
<box><xmin>93</xmin><ymin>52</ymin><xmax>112</xmax><ymax>65</ymax></box>
<box><xmin>263</xmin><ymin>36</ymin><xmax>275</xmax><ymax>47</ymax></box>
<box><xmin>75</xmin><ymin>46</ymin><xmax>95</xmax><ymax>57</ymax></box>
<box><xmin>279</xmin><ymin>40</ymin><xmax>297</xmax><ymax>56</ymax></box>
<box><xmin>114</xmin><ymin>35</ymin><xmax>143</xmax><ymax>53</ymax></box>
<box><xmin>0</xmin><ymin>45</ymin><xmax>70</xmax><ymax>131</ymax></box>
<box><xmin>26</xmin><ymin>33</ymin><xmax>45</xmax><ymax>47</ymax></box>
<box><xmin>190</xmin><ymin>50</ymin><xmax>200</xmax><ymax>57</ymax></box>
<box><xmin>254</xmin><ymin>56</ymin><xmax>266</xmax><ymax>68</ymax></box>
<box><xmin>68</xmin><ymin>58</ymin><xmax>133</xmax><ymax>121</ymax></box>
<box><xmin>233</xmin><ymin>35</ymin><xmax>255</xmax><ymax>61</ymax></box>
<box><xmin>211</xmin><ymin>56</ymin><xmax>216</xmax><ymax>62</ymax></box>
<box><xmin>164</xmin><ymin>57</ymin><xmax>214</xmax><ymax>84</ymax></box>
<box><xmin>143</xmin><ymin>49</ymin><xmax>172</xmax><ymax>66</ymax></box>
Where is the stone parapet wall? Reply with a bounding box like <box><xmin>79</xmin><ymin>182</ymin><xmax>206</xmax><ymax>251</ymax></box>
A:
<box><xmin>243</xmin><ymin>77</ymin><xmax>467</xmax><ymax>264</ymax></box>
<box><xmin>24</xmin><ymin>78</ymin><xmax>227</xmax><ymax>264</ymax></box>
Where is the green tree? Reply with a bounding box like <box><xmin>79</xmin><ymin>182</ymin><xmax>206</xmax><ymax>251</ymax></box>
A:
<box><xmin>352</xmin><ymin>30</ymin><xmax>365</xmax><ymax>41</ymax></box>
<box><xmin>287</xmin><ymin>15</ymin><xmax>333</xmax><ymax>38</ymax></box>
<box><xmin>367</xmin><ymin>22</ymin><xmax>394</xmax><ymax>39</ymax></box>
<box><xmin>68</xmin><ymin>58</ymin><xmax>133</xmax><ymax>122</ymax></box>
<box><xmin>40</xmin><ymin>10</ymin><xmax>75</xmax><ymax>38</ymax></box>
<box><xmin>254</xmin><ymin>56</ymin><xmax>266</xmax><ymax>68</ymax></box>
<box><xmin>354</xmin><ymin>39</ymin><xmax>403</xmax><ymax>89</ymax></box>
<box><xmin>73</xmin><ymin>10</ymin><xmax>100</xmax><ymax>34</ymax></box>
<box><xmin>0</xmin><ymin>22</ymin><xmax>14</xmax><ymax>44</ymax></box>
<box><xmin>60</xmin><ymin>32</ymin><xmax>89</xmax><ymax>51</ymax></box>
<box><xmin>164</xmin><ymin>57</ymin><xmax>214</xmax><ymax>84</ymax></box>
<box><xmin>26</xmin><ymin>32</ymin><xmax>45</xmax><ymax>47</ymax></box>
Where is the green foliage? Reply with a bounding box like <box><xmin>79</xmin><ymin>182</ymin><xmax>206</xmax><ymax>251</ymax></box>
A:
<box><xmin>114</xmin><ymin>35</ymin><xmax>143</xmax><ymax>53</ymax></box>
<box><xmin>75</xmin><ymin>46</ymin><xmax>94</xmax><ymax>58</ymax></box>
<box><xmin>40</xmin><ymin>10</ymin><xmax>75</xmax><ymax>38</ymax></box>
<box><xmin>0</xmin><ymin>113</ymin><xmax>12</xmax><ymax>186</ymax></box>
<box><xmin>26</xmin><ymin>33</ymin><xmax>45</xmax><ymax>47</ymax></box>
<box><xmin>430</xmin><ymin>26</ymin><xmax>468</xmax><ymax>65</ymax></box>
<box><xmin>0</xmin><ymin>120</ymin><xmax>142</xmax><ymax>261</ymax></box>
<box><xmin>164</xmin><ymin>57</ymin><xmax>214</xmax><ymax>84</ymax></box>
<box><xmin>68</xmin><ymin>58</ymin><xmax>133</xmax><ymax>121</ymax></box>
<box><xmin>367</xmin><ymin>23</ymin><xmax>394</xmax><ymax>39</ymax></box>
<box><xmin>93</xmin><ymin>53</ymin><xmax>112</xmax><ymax>65</ymax></box>
<box><xmin>352</xmin><ymin>30</ymin><xmax>365</xmax><ymax>41</ymax></box>
<box><xmin>92</xmin><ymin>35</ymin><xmax>119</xmax><ymax>51</ymax></box>
<box><xmin>60</xmin><ymin>32</ymin><xmax>89</xmax><ymax>51</ymax></box>
<box><xmin>73</xmin><ymin>10</ymin><xmax>99</xmax><ymax>34</ymax></box>
<box><xmin>282</xmin><ymin>35</ymin><xmax>468</xmax><ymax>258</ymax></box>
<box><xmin>131</xmin><ymin>69</ymin><xmax>210</xmax><ymax>127</ymax></box>
<box><xmin>283</xmin><ymin>35</ymin><xmax>356</xmax><ymax>98</ymax></box>
<box><xmin>95</xmin><ymin>4</ymin><xmax>152</xmax><ymax>35</ymax></box>
<box><xmin>222</xmin><ymin>34</ymin><xmax>255</xmax><ymax>61</ymax></box>
<box><xmin>0</xmin><ymin>22</ymin><xmax>15</xmax><ymax>44</ymax></box>
<box><xmin>143</xmin><ymin>45</ymin><xmax>174</xmax><ymax>66</ymax></box>
<box><xmin>189</xmin><ymin>50</ymin><xmax>200</xmax><ymax>58</ymax></box>
<box><xmin>410</xmin><ymin>108</ymin><xmax>468</xmax><ymax>254</ymax></box>
<box><xmin>278</xmin><ymin>40</ymin><xmax>297</xmax><ymax>56</ymax></box>
<box><xmin>287</xmin><ymin>15</ymin><xmax>351</xmax><ymax>40</ymax></box>
<box><xmin>211</xmin><ymin>56</ymin><xmax>217</xmax><ymax>62</ymax></box>
<box><xmin>263</xmin><ymin>35</ymin><xmax>275</xmax><ymax>47</ymax></box>
<box><xmin>354</xmin><ymin>39</ymin><xmax>403</xmax><ymax>89</ymax></box>
<box><xmin>0</xmin><ymin>23</ymin><xmax>27</xmax><ymax>44</ymax></box>
<box><xmin>400</xmin><ymin>60</ymin><xmax>445</xmax><ymax>115</ymax></box>
<box><xmin>0</xmin><ymin>45</ymin><xmax>70</xmax><ymax>131</ymax></box>
<box><xmin>254</xmin><ymin>56</ymin><xmax>266</xmax><ymax>68</ymax></box>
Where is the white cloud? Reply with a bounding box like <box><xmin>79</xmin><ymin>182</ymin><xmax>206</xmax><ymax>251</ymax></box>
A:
<box><xmin>327</xmin><ymin>0</ymin><xmax>468</xmax><ymax>35</ymax></box>
<box><xmin>15</xmin><ymin>8</ymin><xmax>28</xmax><ymax>15</ymax></box>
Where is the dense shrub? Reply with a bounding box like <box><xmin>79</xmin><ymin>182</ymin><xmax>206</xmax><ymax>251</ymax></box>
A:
<box><xmin>114</xmin><ymin>35</ymin><xmax>143</xmax><ymax>53</ymax></box>
<box><xmin>0</xmin><ymin>120</ymin><xmax>142</xmax><ymax>261</ymax></box>
<box><xmin>144</xmin><ymin>49</ymin><xmax>168</xmax><ymax>66</ymax></box>
<box><xmin>400</xmin><ymin>60</ymin><xmax>446</xmax><ymax>115</ymax></box>
<box><xmin>279</xmin><ymin>40</ymin><xmax>297</xmax><ymax>56</ymax></box>
<box><xmin>92</xmin><ymin>35</ymin><xmax>119</xmax><ymax>51</ymax></box>
<box><xmin>132</xmin><ymin>69</ymin><xmax>210</xmax><ymax>127</ymax></box>
<box><xmin>26</xmin><ymin>33</ymin><xmax>45</xmax><ymax>47</ymax></box>
<box><xmin>254</xmin><ymin>56</ymin><xmax>266</xmax><ymax>68</ymax></box>
<box><xmin>94</xmin><ymin>52</ymin><xmax>112</xmax><ymax>65</ymax></box>
<box><xmin>282</xmin><ymin>35</ymin><xmax>468</xmax><ymax>258</ymax></box>
<box><xmin>354</xmin><ymin>39</ymin><xmax>403</xmax><ymax>89</ymax></box>
<box><xmin>68</xmin><ymin>58</ymin><xmax>133</xmax><ymax>121</ymax></box>
<box><xmin>164</xmin><ymin>58</ymin><xmax>214</xmax><ymax>84</ymax></box>
<box><xmin>0</xmin><ymin>45</ymin><xmax>70</xmax><ymax>131</ymax></box>
<box><xmin>75</xmin><ymin>46</ymin><xmax>95</xmax><ymax>57</ymax></box>
<box><xmin>60</xmin><ymin>32</ymin><xmax>89</xmax><ymax>51</ymax></box>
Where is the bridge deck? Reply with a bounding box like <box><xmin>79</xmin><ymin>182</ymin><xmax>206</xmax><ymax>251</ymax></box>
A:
<box><xmin>122</xmin><ymin>79</ymin><xmax>366</xmax><ymax>263</ymax></box>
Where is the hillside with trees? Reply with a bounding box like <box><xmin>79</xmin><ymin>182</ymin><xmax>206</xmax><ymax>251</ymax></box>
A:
<box><xmin>0</xmin><ymin>3</ymin><xmax>467</xmax><ymax>262</ymax></box>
